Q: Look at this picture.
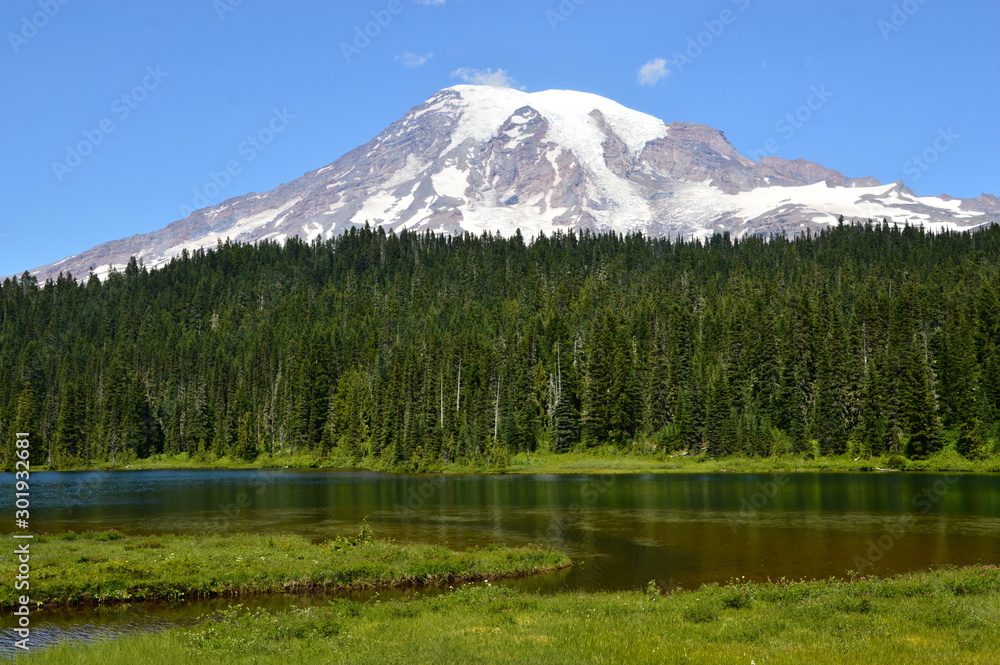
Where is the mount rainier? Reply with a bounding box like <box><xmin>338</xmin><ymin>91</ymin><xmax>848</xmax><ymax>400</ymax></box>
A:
<box><xmin>33</xmin><ymin>85</ymin><xmax>999</xmax><ymax>281</ymax></box>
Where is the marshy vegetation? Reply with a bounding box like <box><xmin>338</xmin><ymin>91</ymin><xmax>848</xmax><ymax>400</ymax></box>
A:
<box><xmin>1</xmin><ymin>529</ymin><xmax>569</xmax><ymax>609</ymax></box>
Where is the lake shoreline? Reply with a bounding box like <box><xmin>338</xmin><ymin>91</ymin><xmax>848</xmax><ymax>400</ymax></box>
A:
<box><xmin>25</xmin><ymin>448</ymin><xmax>1000</xmax><ymax>476</ymax></box>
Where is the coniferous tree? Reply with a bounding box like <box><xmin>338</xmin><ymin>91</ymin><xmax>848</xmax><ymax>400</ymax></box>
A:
<box><xmin>900</xmin><ymin>338</ymin><xmax>942</xmax><ymax>459</ymax></box>
<box><xmin>553</xmin><ymin>373</ymin><xmax>580</xmax><ymax>453</ymax></box>
<box><xmin>53</xmin><ymin>382</ymin><xmax>85</xmax><ymax>464</ymax></box>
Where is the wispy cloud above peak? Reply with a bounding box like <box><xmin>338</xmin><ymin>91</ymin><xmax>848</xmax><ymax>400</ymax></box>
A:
<box><xmin>396</xmin><ymin>51</ymin><xmax>433</xmax><ymax>68</ymax></box>
<box><xmin>450</xmin><ymin>67</ymin><xmax>522</xmax><ymax>89</ymax></box>
<box><xmin>638</xmin><ymin>58</ymin><xmax>670</xmax><ymax>87</ymax></box>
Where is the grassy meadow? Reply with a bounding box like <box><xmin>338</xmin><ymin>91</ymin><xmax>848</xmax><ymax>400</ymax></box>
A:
<box><xmin>16</xmin><ymin>564</ymin><xmax>1000</xmax><ymax>664</ymax></box>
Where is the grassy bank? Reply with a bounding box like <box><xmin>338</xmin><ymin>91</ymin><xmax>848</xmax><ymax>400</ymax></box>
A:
<box><xmin>1</xmin><ymin>529</ymin><xmax>570</xmax><ymax>608</ymax></box>
<box><xmin>32</xmin><ymin>446</ymin><xmax>1000</xmax><ymax>475</ymax></box>
<box><xmin>18</xmin><ymin>565</ymin><xmax>1000</xmax><ymax>664</ymax></box>
<box><xmin>507</xmin><ymin>448</ymin><xmax>1000</xmax><ymax>475</ymax></box>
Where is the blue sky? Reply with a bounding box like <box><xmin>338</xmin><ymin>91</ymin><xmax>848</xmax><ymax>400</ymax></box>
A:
<box><xmin>2</xmin><ymin>0</ymin><xmax>998</xmax><ymax>277</ymax></box>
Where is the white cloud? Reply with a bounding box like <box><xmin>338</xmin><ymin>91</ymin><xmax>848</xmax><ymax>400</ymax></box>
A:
<box><xmin>638</xmin><ymin>58</ymin><xmax>670</xmax><ymax>86</ymax></box>
<box><xmin>413</xmin><ymin>0</ymin><xmax>447</xmax><ymax>4</ymax></box>
<box><xmin>450</xmin><ymin>67</ymin><xmax>520</xmax><ymax>88</ymax></box>
<box><xmin>396</xmin><ymin>51</ymin><xmax>433</xmax><ymax>68</ymax></box>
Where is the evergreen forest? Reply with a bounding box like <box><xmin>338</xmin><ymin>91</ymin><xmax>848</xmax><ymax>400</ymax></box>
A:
<box><xmin>2</xmin><ymin>220</ymin><xmax>999</xmax><ymax>469</ymax></box>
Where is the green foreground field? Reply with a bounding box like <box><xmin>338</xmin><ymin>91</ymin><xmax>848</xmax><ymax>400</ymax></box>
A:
<box><xmin>1</xmin><ymin>530</ymin><xmax>569</xmax><ymax>608</ymax></box>
<box><xmin>18</xmin><ymin>564</ymin><xmax>1000</xmax><ymax>665</ymax></box>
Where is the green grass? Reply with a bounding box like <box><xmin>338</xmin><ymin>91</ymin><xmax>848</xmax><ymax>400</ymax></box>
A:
<box><xmin>32</xmin><ymin>451</ymin><xmax>325</xmax><ymax>472</ymax></box>
<box><xmin>19</xmin><ymin>565</ymin><xmax>1000</xmax><ymax>664</ymax></box>
<box><xmin>39</xmin><ymin>445</ymin><xmax>1000</xmax><ymax>475</ymax></box>
<box><xmin>506</xmin><ymin>448</ymin><xmax>1000</xmax><ymax>475</ymax></box>
<box><xmin>1</xmin><ymin>529</ymin><xmax>569</xmax><ymax>608</ymax></box>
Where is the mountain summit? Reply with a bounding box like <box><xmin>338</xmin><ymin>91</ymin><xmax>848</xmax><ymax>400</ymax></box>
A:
<box><xmin>35</xmin><ymin>85</ymin><xmax>998</xmax><ymax>281</ymax></box>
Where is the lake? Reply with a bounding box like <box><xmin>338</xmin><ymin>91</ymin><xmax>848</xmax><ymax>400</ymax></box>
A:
<box><xmin>3</xmin><ymin>469</ymin><xmax>999</xmax><ymax>653</ymax></box>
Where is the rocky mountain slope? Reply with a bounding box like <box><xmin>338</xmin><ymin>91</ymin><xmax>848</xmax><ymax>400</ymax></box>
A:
<box><xmin>32</xmin><ymin>85</ymin><xmax>998</xmax><ymax>281</ymax></box>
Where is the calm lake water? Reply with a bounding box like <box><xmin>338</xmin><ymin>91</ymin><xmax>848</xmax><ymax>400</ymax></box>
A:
<box><xmin>3</xmin><ymin>469</ymin><xmax>999</xmax><ymax>654</ymax></box>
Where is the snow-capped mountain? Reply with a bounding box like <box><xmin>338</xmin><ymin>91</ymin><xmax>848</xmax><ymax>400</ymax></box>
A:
<box><xmin>33</xmin><ymin>85</ymin><xmax>999</xmax><ymax>281</ymax></box>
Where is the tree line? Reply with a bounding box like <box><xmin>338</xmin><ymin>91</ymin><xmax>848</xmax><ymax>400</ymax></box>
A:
<box><xmin>2</xmin><ymin>220</ymin><xmax>998</xmax><ymax>469</ymax></box>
